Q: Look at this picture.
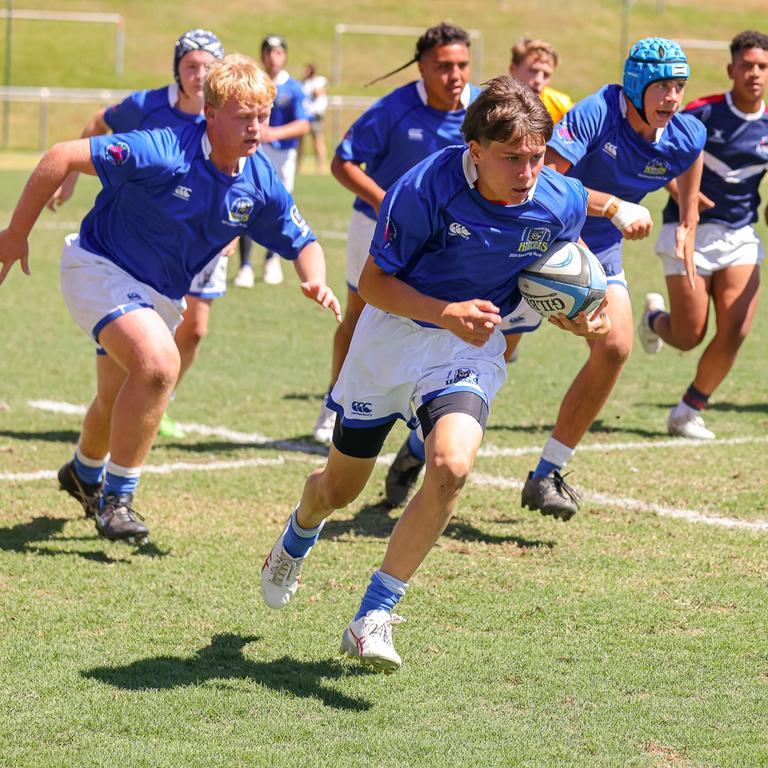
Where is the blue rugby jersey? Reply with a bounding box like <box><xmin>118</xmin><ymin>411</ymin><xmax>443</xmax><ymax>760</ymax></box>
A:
<box><xmin>662</xmin><ymin>92</ymin><xmax>768</xmax><ymax>227</ymax></box>
<box><xmin>548</xmin><ymin>84</ymin><xmax>706</xmax><ymax>253</ymax></box>
<box><xmin>81</xmin><ymin>123</ymin><xmax>315</xmax><ymax>299</ymax></box>
<box><xmin>267</xmin><ymin>70</ymin><xmax>309</xmax><ymax>151</ymax></box>
<box><xmin>103</xmin><ymin>85</ymin><xmax>202</xmax><ymax>132</ymax></box>
<box><xmin>370</xmin><ymin>145</ymin><xmax>588</xmax><ymax>324</ymax></box>
<box><xmin>336</xmin><ymin>81</ymin><xmax>481</xmax><ymax>220</ymax></box>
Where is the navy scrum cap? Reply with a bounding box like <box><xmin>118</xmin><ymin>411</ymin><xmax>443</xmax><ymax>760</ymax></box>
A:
<box><xmin>262</xmin><ymin>34</ymin><xmax>287</xmax><ymax>53</ymax></box>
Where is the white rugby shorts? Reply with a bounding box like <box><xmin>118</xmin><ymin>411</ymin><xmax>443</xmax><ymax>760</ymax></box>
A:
<box><xmin>328</xmin><ymin>304</ymin><xmax>507</xmax><ymax>429</ymax></box>
<box><xmin>60</xmin><ymin>233</ymin><xmax>185</xmax><ymax>351</ymax></box>
<box><xmin>655</xmin><ymin>222</ymin><xmax>764</xmax><ymax>277</ymax></box>
<box><xmin>188</xmin><ymin>252</ymin><xmax>228</xmax><ymax>298</ymax></box>
<box><xmin>262</xmin><ymin>145</ymin><xmax>297</xmax><ymax>193</ymax></box>
<box><xmin>345</xmin><ymin>209</ymin><xmax>377</xmax><ymax>291</ymax></box>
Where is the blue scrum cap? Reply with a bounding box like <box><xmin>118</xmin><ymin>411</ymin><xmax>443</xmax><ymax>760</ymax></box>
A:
<box><xmin>623</xmin><ymin>37</ymin><xmax>689</xmax><ymax>115</ymax></box>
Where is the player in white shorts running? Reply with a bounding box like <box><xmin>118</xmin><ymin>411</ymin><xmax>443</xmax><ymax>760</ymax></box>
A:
<box><xmin>639</xmin><ymin>30</ymin><xmax>767</xmax><ymax>439</ymax></box>
<box><xmin>260</xmin><ymin>76</ymin><xmax>609</xmax><ymax>673</ymax></box>
<box><xmin>0</xmin><ymin>55</ymin><xmax>340</xmax><ymax>545</ymax></box>
<box><xmin>47</xmin><ymin>29</ymin><xmax>230</xmax><ymax>439</ymax></box>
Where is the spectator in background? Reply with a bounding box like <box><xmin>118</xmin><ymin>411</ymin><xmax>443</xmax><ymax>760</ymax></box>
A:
<box><xmin>300</xmin><ymin>63</ymin><xmax>329</xmax><ymax>173</ymax></box>
<box><xmin>234</xmin><ymin>34</ymin><xmax>310</xmax><ymax>287</ymax></box>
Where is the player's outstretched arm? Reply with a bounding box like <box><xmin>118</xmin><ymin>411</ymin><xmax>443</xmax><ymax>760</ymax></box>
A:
<box><xmin>0</xmin><ymin>139</ymin><xmax>96</xmax><ymax>284</ymax></box>
<box><xmin>261</xmin><ymin>119</ymin><xmax>310</xmax><ymax>143</ymax></box>
<box><xmin>673</xmin><ymin>152</ymin><xmax>704</xmax><ymax>289</ymax></box>
<box><xmin>357</xmin><ymin>257</ymin><xmax>501</xmax><ymax>348</ymax></box>
<box><xmin>548</xmin><ymin>297</ymin><xmax>611</xmax><ymax>339</ymax></box>
<box><xmin>292</xmin><ymin>241</ymin><xmax>342</xmax><ymax>322</ymax></box>
<box><xmin>46</xmin><ymin>108</ymin><xmax>109</xmax><ymax>211</ymax></box>
<box><xmin>591</xmin><ymin>190</ymin><xmax>653</xmax><ymax>241</ymax></box>
<box><xmin>330</xmin><ymin>156</ymin><xmax>386</xmax><ymax>215</ymax></box>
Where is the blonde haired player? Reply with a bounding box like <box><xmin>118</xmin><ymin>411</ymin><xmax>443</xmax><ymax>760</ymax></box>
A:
<box><xmin>0</xmin><ymin>53</ymin><xmax>340</xmax><ymax>544</ymax></box>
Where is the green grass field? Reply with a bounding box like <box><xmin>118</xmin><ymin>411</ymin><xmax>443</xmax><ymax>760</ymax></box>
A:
<box><xmin>2</xmin><ymin>2</ymin><xmax>768</xmax><ymax>766</ymax></box>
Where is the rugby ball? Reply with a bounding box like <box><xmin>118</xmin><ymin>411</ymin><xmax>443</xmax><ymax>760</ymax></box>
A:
<box><xmin>517</xmin><ymin>241</ymin><xmax>607</xmax><ymax>319</ymax></box>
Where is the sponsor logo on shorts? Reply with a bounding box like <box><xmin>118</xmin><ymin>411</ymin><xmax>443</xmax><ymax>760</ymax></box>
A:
<box><xmin>105</xmin><ymin>141</ymin><xmax>130</xmax><ymax>166</ymax></box>
<box><xmin>445</xmin><ymin>368</ymin><xmax>479</xmax><ymax>387</ymax></box>
<box><xmin>642</xmin><ymin>158</ymin><xmax>671</xmax><ymax>177</ymax></box>
<box><xmin>290</xmin><ymin>205</ymin><xmax>310</xmax><ymax>237</ymax></box>
<box><xmin>173</xmin><ymin>185</ymin><xmax>192</xmax><ymax>201</ymax></box>
<box><xmin>448</xmin><ymin>222</ymin><xmax>471</xmax><ymax>239</ymax></box>
<box><xmin>517</xmin><ymin>226</ymin><xmax>552</xmax><ymax>254</ymax></box>
<box><xmin>556</xmin><ymin>123</ymin><xmax>575</xmax><ymax>143</ymax></box>
<box><xmin>126</xmin><ymin>292</ymin><xmax>143</xmax><ymax>301</ymax></box>
<box><xmin>227</xmin><ymin>197</ymin><xmax>255</xmax><ymax>224</ymax></box>
<box><xmin>602</xmin><ymin>142</ymin><xmax>617</xmax><ymax>159</ymax></box>
<box><xmin>351</xmin><ymin>401</ymin><xmax>373</xmax><ymax>415</ymax></box>
<box><xmin>408</xmin><ymin>128</ymin><xmax>424</xmax><ymax>141</ymax></box>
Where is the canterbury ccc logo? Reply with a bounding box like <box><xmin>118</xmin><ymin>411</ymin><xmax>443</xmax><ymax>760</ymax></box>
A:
<box><xmin>351</xmin><ymin>401</ymin><xmax>373</xmax><ymax>415</ymax></box>
<box><xmin>448</xmin><ymin>222</ymin><xmax>471</xmax><ymax>239</ymax></box>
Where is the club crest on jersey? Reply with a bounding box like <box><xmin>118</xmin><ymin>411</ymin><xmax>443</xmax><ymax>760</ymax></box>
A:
<box><xmin>448</xmin><ymin>222</ymin><xmax>471</xmax><ymax>239</ymax></box>
<box><xmin>517</xmin><ymin>227</ymin><xmax>552</xmax><ymax>254</ymax></box>
<box><xmin>383</xmin><ymin>217</ymin><xmax>398</xmax><ymax>246</ymax></box>
<box><xmin>228</xmin><ymin>197</ymin><xmax>254</xmax><ymax>224</ymax></box>
<box><xmin>556</xmin><ymin>123</ymin><xmax>575</xmax><ymax>143</ymax></box>
<box><xmin>105</xmin><ymin>141</ymin><xmax>130</xmax><ymax>166</ymax></box>
<box><xmin>445</xmin><ymin>368</ymin><xmax>479</xmax><ymax>387</ymax></box>
<box><xmin>642</xmin><ymin>159</ymin><xmax>671</xmax><ymax>177</ymax></box>
<box><xmin>290</xmin><ymin>205</ymin><xmax>310</xmax><ymax>237</ymax></box>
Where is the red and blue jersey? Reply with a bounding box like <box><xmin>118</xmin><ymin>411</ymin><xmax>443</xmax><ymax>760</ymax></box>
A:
<box><xmin>370</xmin><ymin>145</ymin><xmax>588</xmax><ymax>325</ymax></box>
<box><xmin>548</xmin><ymin>84</ymin><xmax>706</xmax><ymax>254</ymax></box>
<box><xmin>81</xmin><ymin>123</ymin><xmax>315</xmax><ymax>299</ymax></box>
<box><xmin>103</xmin><ymin>85</ymin><xmax>201</xmax><ymax>132</ymax></box>
<box><xmin>336</xmin><ymin>81</ymin><xmax>481</xmax><ymax>221</ymax></box>
<box><xmin>662</xmin><ymin>92</ymin><xmax>768</xmax><ymax>227</ymax></box>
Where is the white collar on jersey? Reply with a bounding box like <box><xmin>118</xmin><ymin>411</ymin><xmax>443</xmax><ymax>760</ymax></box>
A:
<box><xmin>416</xmin><ymin>80</ymin><xmax>473</xmax><ymax>109</ymax></box>
<box><xmin>167</xmin><ymin>83</ymin><xmax>179</xmax><ymax>107</ymax></box>
<box><xmin>619</xmin><ymin>88</ymin><xmax>666</xmax><ymax>143</ymax></box>
<box><xmin>274</xmin><ymin>69</ymin><xmax>290</xmax><ymax>86</ymax></box>
<box><xmin>725</xmin><ymin>90</ymin><xmax>766</xmax><ymax>121</ymax></box>
<box><xmin>201</xmin><ymin>132</ymin><xmax>247</xmax><ymax>174</ymax></box>
<box><xmin>461</xmin><ymin>148</ymin><xmax>537</xmax><ymax>205</ymax></box>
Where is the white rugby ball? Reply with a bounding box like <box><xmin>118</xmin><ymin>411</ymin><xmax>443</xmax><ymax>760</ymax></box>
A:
<box><xmin>517</xmin><ymin>241</ymin><xmax>607</xmax><ymax>319</ymax></box>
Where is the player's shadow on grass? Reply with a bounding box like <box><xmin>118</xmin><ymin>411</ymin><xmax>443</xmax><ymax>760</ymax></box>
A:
<box><xmin>644</xmin><ymin>400</ymin><xmax>768</xmax><ymax>416</ymax></box>
<box><xmin>0</xmin><ymin>428</ymin><xmax>81</xmax><ymax>445</ymax></box>
<box><xmin>0</xmin><ymin>516</ymin><xmax>168</xmax><ymax>563</ymax></box>
<box><xmin>323</xmin><ymin>503</ymin><xmax>554</xmax><ymax>550</ymax></box>
<box><xmin>83</xmin><ymin>633</ymin><xmax>372</xmax><ymax>711</ymax></box>
<box><xmin>486</xmin><ymin>418</ymin><xmax>666</xmax><ymax>439</ymax></box>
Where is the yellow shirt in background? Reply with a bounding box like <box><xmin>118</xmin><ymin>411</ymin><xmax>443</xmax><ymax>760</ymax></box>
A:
<box><xmin>540</xmin><ymin>86</ymin><xmax>574</xmax><ymax>123</ymax></box>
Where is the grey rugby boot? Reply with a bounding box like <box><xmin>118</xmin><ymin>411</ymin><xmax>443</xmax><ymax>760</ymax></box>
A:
<box><xmin>58</xmin><ymin>460</ymin><xmax>102</xmax><ymax>519</ymax></box>
<box><xmin>384</xmin><ymin>438</ymin><xmax>425</xmax><ymax>507</ymax></box>
<box><xmin>95</xmin><ymin>493</ymin><xmax>149</xmax><ymax>545</ymax></box>
<box><xmin>521</xmin><ymin>470</ymin><xmax>580</xmax><ymax>521</ymax></box>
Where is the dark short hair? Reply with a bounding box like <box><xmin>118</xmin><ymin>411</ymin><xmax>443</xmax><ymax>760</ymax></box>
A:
<box><xmin>415</xmin><ymin>22</ymin><xmax>471</xmax><ymax>60</ymax></box>
<box><xmin>730</xmin><ymin>30</ymin><xmax>768</xmax><ymax>59</ymax></box>
<box><xmin>462</xmin><ymin>75</ymin><xmax>553</xmax><ymax>145</ymax></box>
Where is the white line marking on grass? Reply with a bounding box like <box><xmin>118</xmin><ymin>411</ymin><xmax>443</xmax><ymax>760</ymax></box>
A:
<box><xmin>29</xmin><ymin>399</ymin><xmax>87</xmax><ymax>415</ymax></box>
<box><xmin>471</xmin><ymin>472</ymin><xmax>768</xmax><ymax>533</ymax></box>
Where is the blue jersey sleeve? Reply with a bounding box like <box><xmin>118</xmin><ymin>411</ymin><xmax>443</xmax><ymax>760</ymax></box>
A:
<box><xmin>245</xmin><ymin>170</ymin><xmax>316</xmax><ymax>260</ymax></box>
<box><xmin>290</xmin><ymin>80</ymin><xmax>310</xmax><ymax>122</ymax></box>
<box><xmin>335</xmin><ymin>98</ymin><xmax>392</xmax><ymax>166</ymax></box>
<box><xmin>548</xmin><ymin>89</ymin><xmax>609</xmax><ymax>167</ymax></box>
<box><xmin>103</xmin><ymin>90</ymin><xmax>149</xmax><ymax>133</ymax></box>
<box><xmin>562</xmin><ymin>179</ymin><xmax>589</xmax><ymax>241</ymax></box>
<box><xmin>90</xmin><ymin>128</ymin><xmax>179</xmax><ymax>189</ymax></box>
<box><xmin>370</xmin><ymin>168</ymin><xmax>436</xmax><ymax>274</ymax></box>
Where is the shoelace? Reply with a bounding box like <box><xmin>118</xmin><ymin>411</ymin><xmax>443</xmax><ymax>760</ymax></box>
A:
<box><xmin>270</xmin><ymin>552</ymin><xmax>303</xmax><ymax>586</ymax></box>
<box><xmin>365</xmin><ymin>613</ymin><xmax>405</xmax><ymax>644</ymax></box>
<box><xmin>553</xmin><ymin>471</ymin><xmax>581</xmax><ymax>506</ymax></box>
<box><xmin>104</xmin><ymin>497</ymin><xmax>145</xmax><ymax>523</ymax></box>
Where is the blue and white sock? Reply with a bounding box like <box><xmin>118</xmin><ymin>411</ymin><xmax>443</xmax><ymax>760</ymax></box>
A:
<box><xmin>282</xmin><ymin>507</ymin><xmax>324</xmax><ymax>559</ymax></box>
<box><xmin>354</xmin><ymin>570</ymin><xmax>408</xmax><ymax>620</ymax></box>
<box><xmin>532</xmin><ymin>437</ymin><xmax>574</xmax><ymax>479</ymax></box>
<box><xmin>407</xmin><ymin>429</ymin><xmax>426</xmax><ymax>462</ymax></box>
<box><xmin>101</xmin><ymin>461</ymin><xmax>141</xmax><ymax>505</ymax></box>
<box><xmin>73</xmin><ymin>446</ymin><xmax>106</xmax><ymax>486</ymax></box>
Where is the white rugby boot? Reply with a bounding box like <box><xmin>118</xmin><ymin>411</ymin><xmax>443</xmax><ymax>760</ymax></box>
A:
<box><xmin>312</xmin><ymin>400</ymin><xmax>336</xmax><ymax>445</ymax></box>
<box><xmin>263</xmin><ymin>254</ymin><xmax>284</xmax><ymax>285</ymax></box>
<box><xmin>667</xmin><ymin>404</ymin><xmax>715</xmax><ymax>440</ymax></box>
<box><xmin>261</xmin><ymin>520</ymin><xmax>310</xmax><ymax>609</ymax></box>
<box><xmin>340</xmin><ymin>610</ymin><xmax>405</xmax><ymax>673</ymax></box>
<box><xmin>638</xmin><ymin>292</ymin><xmax>666</xmax><ymax>354</ymax></box>
<box><xmin>233</xmin><ymin>263</ymin><xmax>255</xmax><ymax>288</ymax></box>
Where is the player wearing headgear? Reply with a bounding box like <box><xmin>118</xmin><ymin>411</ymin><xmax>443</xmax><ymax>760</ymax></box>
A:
<box><xmin>312</xmin><ymin>21</ymin><xmax>482</xmax><ymax>445</ymax></box>
<box><xmin>518</xmin><ymin>37</ymin><xmax>706</xmax><ymax>521</ymax></box>
<box><xmin>234</xmin><ymin>34</ymin><xmax>310</xmax><ymax>287</ymax></box>
<box><xmin>260</xmin><ymin>76</ymin><xmax>609</xmax><ymax>672</ymax></box>
<box><xmin>47</xmin><ymin>28</ymin><xmax>227</xmax><ymax>439</ymax></box>
<box><xmin>640</xmin><ymin>30</ymin><xmax>768</xmax><ymax>439</ymax></box>
<box><xmin>1</xmin><ymin>54</ymin><xmax>341</xmax><ymax>545</ymax></box>
<box><xmin>509</xmin><ymin>38</ymin><xmax>574</xmax><ymax>123</ymax></box>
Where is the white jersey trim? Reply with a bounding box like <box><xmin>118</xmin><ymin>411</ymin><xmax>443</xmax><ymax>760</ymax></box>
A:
<box><xmin>201</xmin><ymin>132</ymin><xmax>246</xmax><ymax>174</ymax></box>
<box><xmin>460</xmin><ymin>149</ymin><xmax>537</xmax><ymax>205</ymax></box>
<box><xmin>416</xmin><ymin>80</ymin><xmax>473</xmax><ymax>109</ymax></box>
<box><xmin>167</xmin><ymin>83</ymin><xmax>179</xmax><ymax>108</ymax></box>
<box><xmin>274</xmin><ymin>69</ymin><xmax>290</xmax><ymax>87</ymax></box>
<box><xmin>725</xmin><ymin>90</ymin><xmax>766</xmax><ymax>121</ymax></box>
<box><xmin>703</xmin><ymin>150</ymin><xmax>768</xmax><ymax>185</ymax></box>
